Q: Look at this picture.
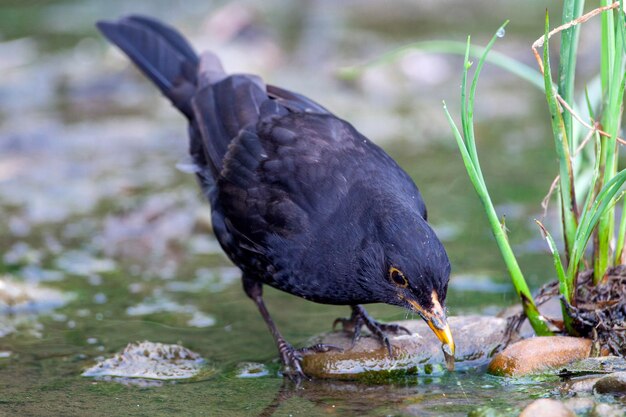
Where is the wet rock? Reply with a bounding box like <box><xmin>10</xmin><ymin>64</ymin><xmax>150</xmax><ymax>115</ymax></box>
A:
<box><xmin>593</xmin><ymin>371</ymin><xmax>626</xmax><ymax>395</ymax></box>
<box><xmin>301</xmin><ymin>315</ymin><xmax>509</xmax><ymax>380</ymax></box>
<box><xmin>466</xmin><ymin>406</ymin><xmax>500</xmax><ymax>417</ymax></box>
<box><xmin>559</xmin><ymin>376</ymin><xmax>602</xmax><ymax>394</ymax></box>
<box><xmin>235</xmin><ymin>362</ymin><xmax>270</xmax><ymax>378</ymax></box>
<box><xmin>0</xmin><ymin>277</ymin><xmax>70</xmax><ymax>338</ymax></box>
<box><xmin>82</xmin><ymin>341</ymin><xmax>214</xmax><ymax>381</ymax></box>
<box><xmin>0</xmin><ymin>275</ymin><xmax>69</xmax><ymax>315</ymax></box>
<box><xmin>519</xmin><ymin>399</ymin><xmax>575</xmax><ymax>417</ymax></box>
<box><xmin>562</xmin><ymin>397</ymin><xmax>595</xmax><ymax>416</ymax></box>
<box><xmin>487</xmin><ymin>336</ymin><xmax>591</xmax><ymax>377</ymax></box>
<box><xmin>560</xmin><ymin>356</ymin><xmax>626</xmax><ymax>377</ymax></box>
<box><xmin>559</xmin><ymin>356</ymin><xmax>626</xmax><ymax>396</ymax></box>
<box><xmin>590</xmin><ymin>403</ymin><xmax>625</xmax><ymax>417</ymax></box>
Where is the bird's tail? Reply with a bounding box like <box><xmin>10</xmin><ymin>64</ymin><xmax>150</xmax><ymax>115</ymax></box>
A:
<box><xmin>96</xmin><ymin>15</ymin><xmax>204</xmax><ymax>119</ymax></box>
<box><xmin>97</xmin><ymin>15</ymin><xmax>252</xmax><ymax>186</ymax></box>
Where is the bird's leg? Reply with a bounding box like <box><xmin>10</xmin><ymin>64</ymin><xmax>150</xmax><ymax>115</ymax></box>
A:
<box><xmin>243</xmin><ymin>278</ymin><xmax>306</xmax><ymax>381</ymax></box>
<box><xmin>333</xmin><ymin>305</ymin><xmax>411</xmax><ymax>357</ymax></box>
<box><xmin>243</xmin><ymin>278</ymin><xmax>341</xmax><ymax>381</ymax></box>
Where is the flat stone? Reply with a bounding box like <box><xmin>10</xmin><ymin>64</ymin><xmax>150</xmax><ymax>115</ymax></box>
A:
<box><xmin>82</xmin><ymin>341</ymin><xmax>215</xmax><ymax>382</ymax></box>
<box><xmin>0</xmin><ymin>275</ymin><xmax>69</xmax><ymax>314</ymax></box>
<box><xmin>561</xmin><ymin>356</ymin><xmax>626</xmax><ymax>377</ymax></box>
<box><xmin>590</xmin><ymin>403</ymin><xmax>626</xmax><ymax>417</ymax></box>
<box><xmin>562</xmin><ymin>397</ymin><xmax>595</xmax><ymax>415</ymax></box>
<box><xmin>593</xmin><ymin>371</ymin><xmax>626</xmax><ymax>395</ymax></box>
<box><xmin>519</xmin><ymin>399</ymin><xmax>575</xmax><ymax>417</ymax></box>
<box><xmin>487</xmin><ymin>336</ymin><xmax>591</xmax><ymax>376</ymax></box>
<box><xmin>559</xmin><ymin>376</ymin><xmax>602</xmax><ymax>394</ymax></box>
<box><xmin>301</xmin><ymin>315</ymin><xmax>509</xmax><ymax>380</ymax></box>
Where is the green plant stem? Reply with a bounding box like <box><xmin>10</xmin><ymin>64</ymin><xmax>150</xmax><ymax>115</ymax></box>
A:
<box><xmin>617</xmin><ymin>201</ymin><xmax>626</xmax><ymax>264</ymax></box>
<box><xmin>535</xmin><ymin>220</ymin><xmax>569</xmax><ymax>296</ymax></box>
<box><xmin>542</xmin><ymin>11</ymin><xmax>579</xmax><ymax>261</ymax></box>
<box><xmin>535</xmin><ymin>220</ymin><xmax>577</xmax><ymax>334</ymax></box>
<box><xmin>444</xmin><ymin>103</ymin><xmax>551</xmax><ymax>335</ymax></box>
<box><xmin>597</xmin><ymin>1</ymin><xmax>625</xmax><ymax>280</ymax></box>
<box><xmin>595</xmin><ymin>0</ymin><xmax>613</xmax><ymax>280</ymax></box>
<box><xmin>568</xmin><ymin>170</ymin><xmax>626</xmax><ymax>292</ymax></box>
<box><xmin>442</xmin><ymin>22</ymin><xmax>552</xmax><ymax>336</ymax></box>
<box><xmin>613</xmin><ymin>3</ymin><xmax>626</xmax><ymax>265</ymax></box>
<box><xmin>559</xmin><ymin>0</ymin><xmax>585</xmax><ymax>152</ymax></box>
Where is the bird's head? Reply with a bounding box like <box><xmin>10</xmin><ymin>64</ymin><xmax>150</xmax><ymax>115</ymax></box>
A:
<box><xmin>362</xmin><ymin>209</ymin><xmax>454</xmax><ymax>355</ymax></box>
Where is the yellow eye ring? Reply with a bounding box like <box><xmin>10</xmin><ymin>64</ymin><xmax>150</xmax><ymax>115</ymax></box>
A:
<box><xmin>389</xmin><ymin>267</ymin><xmax>408</xmax><ymax>288</ymax></box>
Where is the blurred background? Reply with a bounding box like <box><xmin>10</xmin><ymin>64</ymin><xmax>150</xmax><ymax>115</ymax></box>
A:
<box><xmin>0</xmin><ymin>0</ymin><xmax>600</xmax><ymax>416</ymax></box>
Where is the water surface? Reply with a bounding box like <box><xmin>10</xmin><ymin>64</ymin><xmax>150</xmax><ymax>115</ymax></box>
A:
<box><xmin>0</xmin><ymin>1</ymin><xmax>588</xmax><ymax>415</ymax></box>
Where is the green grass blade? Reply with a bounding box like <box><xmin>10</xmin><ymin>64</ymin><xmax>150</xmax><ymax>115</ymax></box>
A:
<box><xmin>535</xmin><ymin>220</ymin><xmax>569</xmax><ymax>297</ymax></box>
<box><xmin>600</xmin><ymin>0</ymin><xmax>616</xmax><ymax>93</ymax></box>
<box><xmin>559</xmin><ymin>0</ymin><xmax>585</xmax><ymax>152</ymax></box>
<box><xmin>465</xmin><ymin>21</ymin><xmax>509</xmax><ymax>188</ymax></box>
<box><xmin>443</xmin><ymin>30</ymin><xmax>552</xmax><ymax>336</ymax></box>
<box><xmin>542</xmin><ymin>11</ymin><xmax>578</xmax><ymax>260</ymax></box>
<box><xmin>617</xmin><ymin>202</ymin><xmax>626</xmax><ymax>264</ymax></box>
<box><xmin>614</xmin><ymin>73</ymin><xmax>626</xmax><ymax>264</ymax></box>
<box><xmin>596</xmin><ymin>1</ymin><xmax>625</xmax><ymax>281</ymax></box>
<box><xmin>461</xmin><ymin>36</ymin><xmax>472</xmax><ymax>156</ymax></box>
<box><xmin>569</xmin><ymin>170</ymin><xmax>626</xmax><ymax>288</ymax></box>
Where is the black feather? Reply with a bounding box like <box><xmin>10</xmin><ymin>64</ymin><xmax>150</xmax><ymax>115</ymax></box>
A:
<box><xmin>124</xmin><ymin>15</ymin><xmax>199</xmax><ymax>65</ymax></box>
<box><xmin>96</xmin><ymin>19</ymin><xmax>197</xmax><ymax>117</ymax></box>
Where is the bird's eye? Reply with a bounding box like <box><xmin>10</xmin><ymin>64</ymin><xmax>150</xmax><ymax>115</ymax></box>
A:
<box><xmin>389</xmin><ymin>267</ymin><xmax>408</xmax><ymax>288</ymax></box>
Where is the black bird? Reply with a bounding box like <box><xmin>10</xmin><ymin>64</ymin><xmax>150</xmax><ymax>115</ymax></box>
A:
<box><xmin>97</xmin><ymin>15</ymin><xmax>454</xmax><ymax>380</ymax></box>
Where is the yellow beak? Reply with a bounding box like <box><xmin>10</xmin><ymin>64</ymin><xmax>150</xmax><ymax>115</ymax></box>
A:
<box><xmin>406</xmin><ymin>294</ymin><xmax>455</xmax><ymax>356</ymax></box>
<box><xmin>425</xmin><ymin>317</ymin><xmax>455</xmax><ymax>355</ymax></box>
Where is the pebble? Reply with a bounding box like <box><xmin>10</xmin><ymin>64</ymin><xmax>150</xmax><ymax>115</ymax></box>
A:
<box><xmin>518</xmin><ymin>399</ymin><xmax>575</xmax><ymax>417</ymax></box>
<box><xmin>559</xmin><ymin>376</ymin><xmax>602</xmax><ymax>394</ymax></box>
<box><xmin>590</xmin><ymin>403</ymin><xmax>625</xmax><ymax>417</ymax></box>
<box><xmin>82</xmin><ymin>341</ymin><xmax>212</xmax><ymax>381</ymax></box>
<box><xmin>593</xmin><ymin>371</ymin><xmax>626</xmax><ymax>395</ymax></box>
<box><xmin>487</xmin><ymin>336</ymin><xmax>591</xmax><ymax>377</ymax></box>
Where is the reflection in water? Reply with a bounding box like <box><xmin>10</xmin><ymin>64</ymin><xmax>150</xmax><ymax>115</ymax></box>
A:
<box><xmin>255</xmin><ymin>372</ymin><xmax>551</xmax><ymax>417</ymax></box>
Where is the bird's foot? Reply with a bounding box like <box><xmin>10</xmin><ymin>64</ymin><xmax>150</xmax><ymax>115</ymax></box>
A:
<box><xmin>333</xmin><ymin>305</ymin><xmax>411</xmax><ymax>358</ymax></box>
<box><xmin>297</xmin><ymin>343</ymin><xmax>343</xmax><ymax>355</ymax></box>
<box><xmin>277</xmin><ymin>340</ymin><xmax>342</xmax><ymax>382</ymax></box>
<box><xmin>277</xmin><ymin>339</ymin><xmax>307</xmax><ymax>382</ymax></box>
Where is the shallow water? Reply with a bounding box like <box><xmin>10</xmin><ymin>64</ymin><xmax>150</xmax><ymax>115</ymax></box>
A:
<box><xmin>0</xmin><ymin>0</ymin><xmax>607</xmax><ymax>416</ymax></box>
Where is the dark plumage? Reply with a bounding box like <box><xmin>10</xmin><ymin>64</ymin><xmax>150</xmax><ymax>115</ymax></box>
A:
<box><xmin>97</xmin><ymin>15</ymin><xmax>454</xmax><ymax>380</ymax></box>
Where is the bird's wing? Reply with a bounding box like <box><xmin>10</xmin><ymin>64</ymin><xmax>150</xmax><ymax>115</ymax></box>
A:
<box><xmin>266</xmin><ymin>84</ymin><xmax>331</xmax><ymax>114</ymax></box>
<box><xmin>216</xmin><ymin>102</ymin><xmax>427</xmax><ymax>248</ymax></box>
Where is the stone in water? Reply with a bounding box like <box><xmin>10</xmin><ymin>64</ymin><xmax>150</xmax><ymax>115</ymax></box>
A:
<box><xmin>82</xmin><ymin>341</ymin><xmax>208</xmax><ymax>380</ymax></box>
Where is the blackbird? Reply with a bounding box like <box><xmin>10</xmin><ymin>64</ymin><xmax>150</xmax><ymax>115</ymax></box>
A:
<box><xmin>97</xmin><ymin>15</ymin><xmax>454</xmax><ymax>380</ymax></box>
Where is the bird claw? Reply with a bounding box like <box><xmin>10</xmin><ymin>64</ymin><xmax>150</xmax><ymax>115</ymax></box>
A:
<box><xmin>333</xmin><ymin>305</ymin><xmax>411</xmax><ymax>358</ymax></box>
<box><xmin>376</xmin><ymin>322</ymin><xmax>412</xmax><ymax>336</ymax></box>
<box><xmin>297</xmin><ymin>343</ymin><xmax>343</xmax><ymax>355</ymax></box>
<box><xmin>277</xmin><ymin>340</ymin><xmax>308</xmax><ymax>383</ymax></box>
<box><xmin>278</xmin><ymin>341</ymin><xmax>342</xmax><ymax>382</ymax></box>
